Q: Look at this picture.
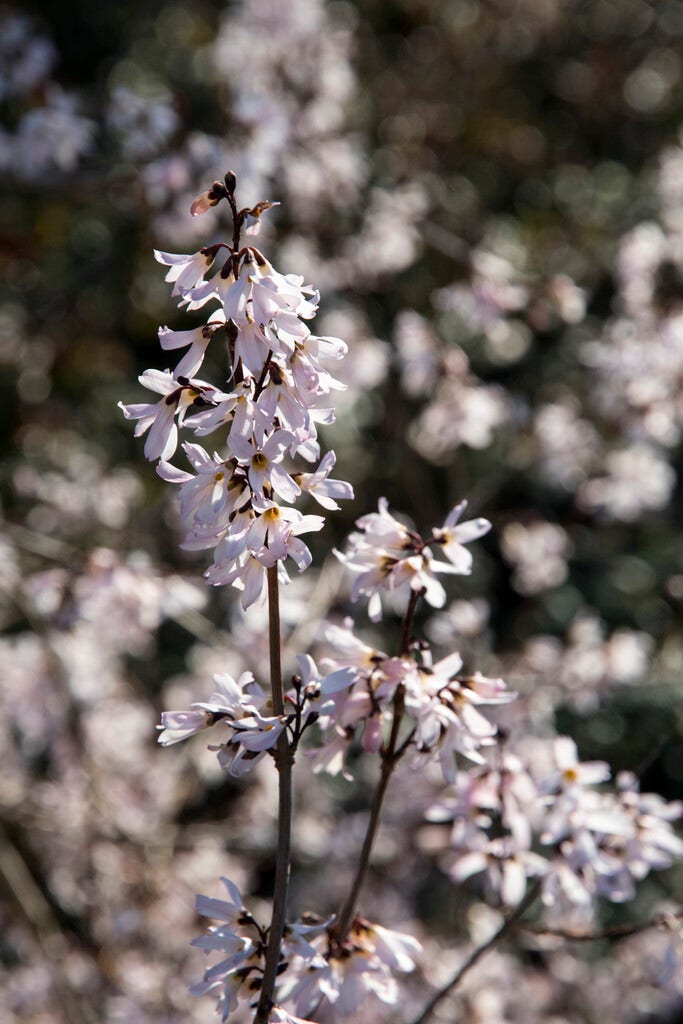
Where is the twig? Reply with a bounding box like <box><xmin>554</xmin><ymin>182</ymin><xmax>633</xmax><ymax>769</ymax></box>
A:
<box><xmin>333</xmin><ymin>758</ymin><xmax>395</xmax><ymax>945</ymax></box>
<box><xmin>253</xmin><ymin>566</ymin><xmax>293</xmax><ymax>1024</ymax></box>
<box><xmin>409</xmin><ymin>880</ymin><xmax>542</xmax><ymax>1024</ymax></box>
<box><xmin>333</xmin><ymin>589</ymin><xmax>422</xmax><ymax>947</ymax></box>
<box><xmin>524</xmin><ymin>909</ymin><xmax>683</xmax><ymax>942</ymax></box>
<box><xmin>400</xmin><ymin>587</ymin><xmax>421</xmax><ymax>655</ymax></box>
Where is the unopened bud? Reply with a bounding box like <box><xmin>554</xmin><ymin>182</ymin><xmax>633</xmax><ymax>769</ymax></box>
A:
<box><xmin>224</xmin><ymin>169</ymin><xmax>237</xmax><ymax>194</ymax></box>
<box><xmin>190</xmin><ymin>181</ymin><xmax>227</xmax><ymax>217</ymax></box>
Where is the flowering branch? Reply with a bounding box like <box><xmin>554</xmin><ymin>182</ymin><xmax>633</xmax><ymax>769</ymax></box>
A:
<box><xmin>121</xmin><ymin>167</ymin><xmax>683</xmax><ymax>1024</ymax></box>
<box><xmin>409</xmin><ymin>880</ymin><xmax>542</xmax><ymax>1024</ymax></box>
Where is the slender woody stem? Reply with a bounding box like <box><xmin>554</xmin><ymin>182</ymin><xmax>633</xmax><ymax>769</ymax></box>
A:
<box><xmin>334</xmin><ymin>759</ymin><xmax>393</xmax><ymax>944</ymax></box>
<box><xmin>333</xmin><ymin>590</ymin><xmax>421</xmax><ymax>947</ymax></box>
<box><xmin>524</xmin><ymin>909</ymin><xmax>683</xmax><ymax>942</ymax></box>
<box><xmin>400</xmin><ymin>587</ymin><xmax>421</xmax><ymax>655</ymax></box>
<box><xmin>254</xmin><ymin>566</ymin><xmax>293</xmax><ymax>1024</ymax></box>
<box><xmin>409</xmin><ymin>880</ymin><xmax>542</xmax><ymax>1024</ymax></box>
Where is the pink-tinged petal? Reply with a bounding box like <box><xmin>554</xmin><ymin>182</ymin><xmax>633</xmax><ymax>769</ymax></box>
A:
<box><xmin>287</xmin><ymin>536</ymin><xmax>312</xmax><ymax>572</ymax></box>
<box><xmin>181</xmin><ymin>441</ymin><xmax>214</xmax><ymax>471</ymax></box>
<box><xmin>236</xmin><ymin>720</ymin><xmax>283</xmax><ymax>751</ymax></box>
<box><xmin>157</xmin><ymin>460</ymin><xmax>193</xmax><ymax>484</ymax></box>
<box><xmin>457</xmin><ymin>699</ymin><xmax>497</xmax><ymax>737</ymax></box>
<box><xmin>452</xmin><ymin>517</ymin><xmax>492</xmax><ymax>543</ymax></box>
<box><xmin>419</xmin><ymin>574</ymin><xmax>447</xmax><ymax>608</ymax></box>
<box><xmin>154</xmin><ymin>249</ymin><xmax>194</xmax><ymax>267</ymax></box>
<box><xmin>139</xmin><ymin>367</ymin><xmax>174</xmax><ymax>394</ymax></box>
<box><xmin>444</xmin><ymin>500</ymin><xmax>467</xmax><ymax>528</ymax></box>
<box><xmin>195</xmin><ymin>895</ymin><xmax>242</xmax><ymax>922</ymax></box>
<box><xmin>434</xmin><ymin>651</ymin><xmax>464</xmax><ymax>680</ymax></box>
<box><xmin>429</xmin><ymin>557</ymin><xmax>470</xmax><ymax>575</ymax></box>
<box><xmin>190</xmin><ymin>191</ymin><xmax>215</xmax><ymax>217</ymax></box>
<box><xmin>362</xmin><ymin>717</ymin><xmax>383</xmax><ymax>752</ymax></box>
<box><xmin>340</xmin><ymin>690</ymin><xmax>372</xmax><ymax>727</ymax></box>
<box><xmin>220</xmin><ymin>876</ymin><xmax>244</xmax><ymax>908</ymax></box>
<box><xmin>240</xmin><ymin>558</ymin><xmax>266</xmax><ymax>609</ymax></box>
<box><xmin>229</xmin><ymin>432</ymin><xmax>255</xmax><ymax>463</ymax></box>
<box><xmin>321</xmin><ymin>667</ymin><xmax>358</xmax><ymax>696</ymax></box>
<box><xmin>262</xmin><ymin>430</ymin><xmax>294</xmax><ymax>460</ymax></box>
<box><xmin>118</xmin><ymin>400</ymin><xmax>154</xmax><ymax>422</ymax></box>
<box><xmin>368</xmin><ymin>591</ymin><xmax>383</xmax><ymax>622</ymax></box>
<box><xmin>157</xmin><ymin>709</ymin><xmax>209</xmax><ymax>745</ymax></box>
<box><xmin>173</xmin><ymin>339</ymin><xmax>210</xmax><ymax>379</ymax></box>
<box><xmin>448</xmin><ymin>851</ymin><xmax>488</xmax><ymax>882</ymax></box>
<box><xmin>291</xmin><ymin>514</ymin><xmax>325</xmax><ymax>536</ymax></box>
<box><xmin>158</xmin><ymin>325</ymin><xmax>203</xmax><ymax>350</ymax></box>
<box><xmin>270</xmin><ymin>465</ymin><xmax>301</xmax><ymax>503</ymax></box>
<box><xmin>144</xmin><ymin>404</ymin><xmax>178</xmax><ymax>461</ymax></box>
<box><xmin>439</xmin><ymin>542</ymin><xmax>473</xmax><ymax>573</ymax></box>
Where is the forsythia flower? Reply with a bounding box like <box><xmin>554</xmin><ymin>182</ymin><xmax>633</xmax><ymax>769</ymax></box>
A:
<box><xmin>120</xmin><ymin>174</ymin><xmax>353</xmax><ymax>609</ymax></box>
<box><xmin>335</xmin><ymin>497</ymin><xmax>490</xmax><ymax>620</ymax></box>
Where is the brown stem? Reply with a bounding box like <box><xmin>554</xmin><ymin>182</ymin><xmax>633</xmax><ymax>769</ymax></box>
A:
<box><xmin>253</xmin><ymin>351</ymin><xmax>274</xmax><ymax>401</ymax></box>
<box><xmin>524</xmin><ymin>909</ymin><xmax>683</xmax><ymax>942</ymax></box>
<box><xmin>409</xmin><ymin>880</ymin><xmax>542</xmax><ymax>1024</ymax></box>
<box><xmin>333</xmin><ymin>591</ymin><xmax>421</xmax><ymax>947</ymax></box>
<box><xmin>400</xmin><ymin>587</ymin><xmax>422</xmax><ymax>655</ymax></box>
<box><xmin>333</xmin><ymin>760</ymin><xmax>393</xmax><ymax>945</ymax></box>
<box><xmin>226</xmin><ymin>186</ymin><xmax>242</xmax><ymax>257</ymax></box>
<box><xmin>254</xmin><ymin>566</ymin><xmax>293</xmax><ymax>1024</ymax></box>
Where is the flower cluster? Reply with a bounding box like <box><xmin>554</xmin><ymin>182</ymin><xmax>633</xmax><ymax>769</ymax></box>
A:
<box><xmin>120</xmin><ymin>173</ymin><xmax>353</xmax><ymax>609</ymax></box>
<box><xmin>335</xmin><ymin>498</ymin><xmax>491</xmax><ymax>621</ymax></box>
<box><xmin>191</xmin><ymin>876</ymin><xmax>421</xmax><ymax>1023</ymax></box>
<box><xmin>157</xmin><ymin>658</ymin><xmax>327</xmax><ymax>775</ymax></box>
<box><xmin>191</xmin><ymin>876</ymin><xmax>327</xmax><ymax>1024</ymax></box>
<box><xmin>282</xmin><ymin>918</ymin><xmax>421</xmax><ymax>1019</ymax></box>
<box><xmin>308</xmin><ymin>617</ymin><xmax>515</xmax><ymax>783</ymax></box>
<box><xmin>427</xmin><ymin>738</ymin><xmax>683</xmax><ymax>915</ymax></box>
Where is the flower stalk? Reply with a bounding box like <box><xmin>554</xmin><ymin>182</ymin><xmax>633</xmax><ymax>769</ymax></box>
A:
<box><xmin>333</xmin><ymin>588</ymin><xmax>421</xmax><ymax>947</ymax></box>
<box><xmin>254</xmin><ymin>566</ymin><xmax>293</xmax><ymax>1024</ymax></box>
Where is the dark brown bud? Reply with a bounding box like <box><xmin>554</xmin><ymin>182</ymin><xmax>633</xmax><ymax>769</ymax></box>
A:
<box><xmin>224</xmin><ymin>169</ymin><xmax>237</xmax><ymax>194</ymax></box>
<box><xmin>190</xmin><ymin>181</ymin><xmax>227</xmax><ymax>217</ymax></box>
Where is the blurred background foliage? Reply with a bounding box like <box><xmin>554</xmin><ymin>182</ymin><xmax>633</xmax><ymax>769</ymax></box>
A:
<box><xmin>1</xmin><ymin>1</ymin><xmax>683</xmax><ymax>1022</ymax></box>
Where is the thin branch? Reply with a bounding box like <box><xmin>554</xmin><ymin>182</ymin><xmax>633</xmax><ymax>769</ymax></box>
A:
<box><xmin>400</xmin><ymin>587</ymin><xmax>422</xmax><ymax>655</ymax></box>
<box><xmin>333</xmin><ymin>759</ymin><xmax>394</xmax><ymax>945</ymax></box>
<box><xmin>524</xmin><ymin>909</ymin><xmax>683</xmax><ymax>942</ymax></box>
<box><xmin>409</xmin><ymin>880</ymin><xmax>542</xmax><ymax>1024</ymax></box>
<box><xmin>333</xmin><ymin>590</ymin><xmax>421</xmax><ymax>947</ymax></box>
<box><xmin>254</xmin><ymin>566</ymin><xmax>293</xmax><ymax>1024</ymax></box>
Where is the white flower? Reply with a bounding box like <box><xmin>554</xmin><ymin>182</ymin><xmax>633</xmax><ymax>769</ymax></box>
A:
<box><xmin>431</xmin><ymin>500</ymin><xmax>491</xmax><ymax>572</ymax></box>
<box><xmin>154</xmin><ymin>245</ymin><xmax>228</xmax><ymax>304</ymax></box>
<box><xmin>119</xmin><ymin>368</ymin><xmax>219</xmax><ymax>462</ymax></box>
<box><xmin>157</xmin><ymin>671</ymin><xmax>287</xmax><ymax>774</ymax></box>
<box><xmin>294</xmin><ymin>451</ymin><xmax>354</xmax><ymax>510</ymax></box>
<box><xmin>158</xmin><ymin>321</ymin><xmax>221</xmax><ymax>378</ymax></box>
<box><xmin>284</xmin><ymin>919</ymin><xmax>420</xmax><ymax>1019</ymax></box>
<box><xmin>336</xmin><ymin>498</ymin><xmax>489</xmax><ymax>620</ymax></box>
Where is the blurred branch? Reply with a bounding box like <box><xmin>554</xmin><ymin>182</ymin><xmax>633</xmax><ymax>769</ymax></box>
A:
<box><xmin>410</xmin><ymin>880</ymin><xmax>542</xmax><ymax>1024</ymax></box>
<box><xmin>524</xmin><ymin>909</ymin><xmax>683</xmax><ymax>942</ymax></box>
<box><xmin>0</xmin><ymin>832</ymin><xmax>100</xmax><ymax>1024</ymax></box>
